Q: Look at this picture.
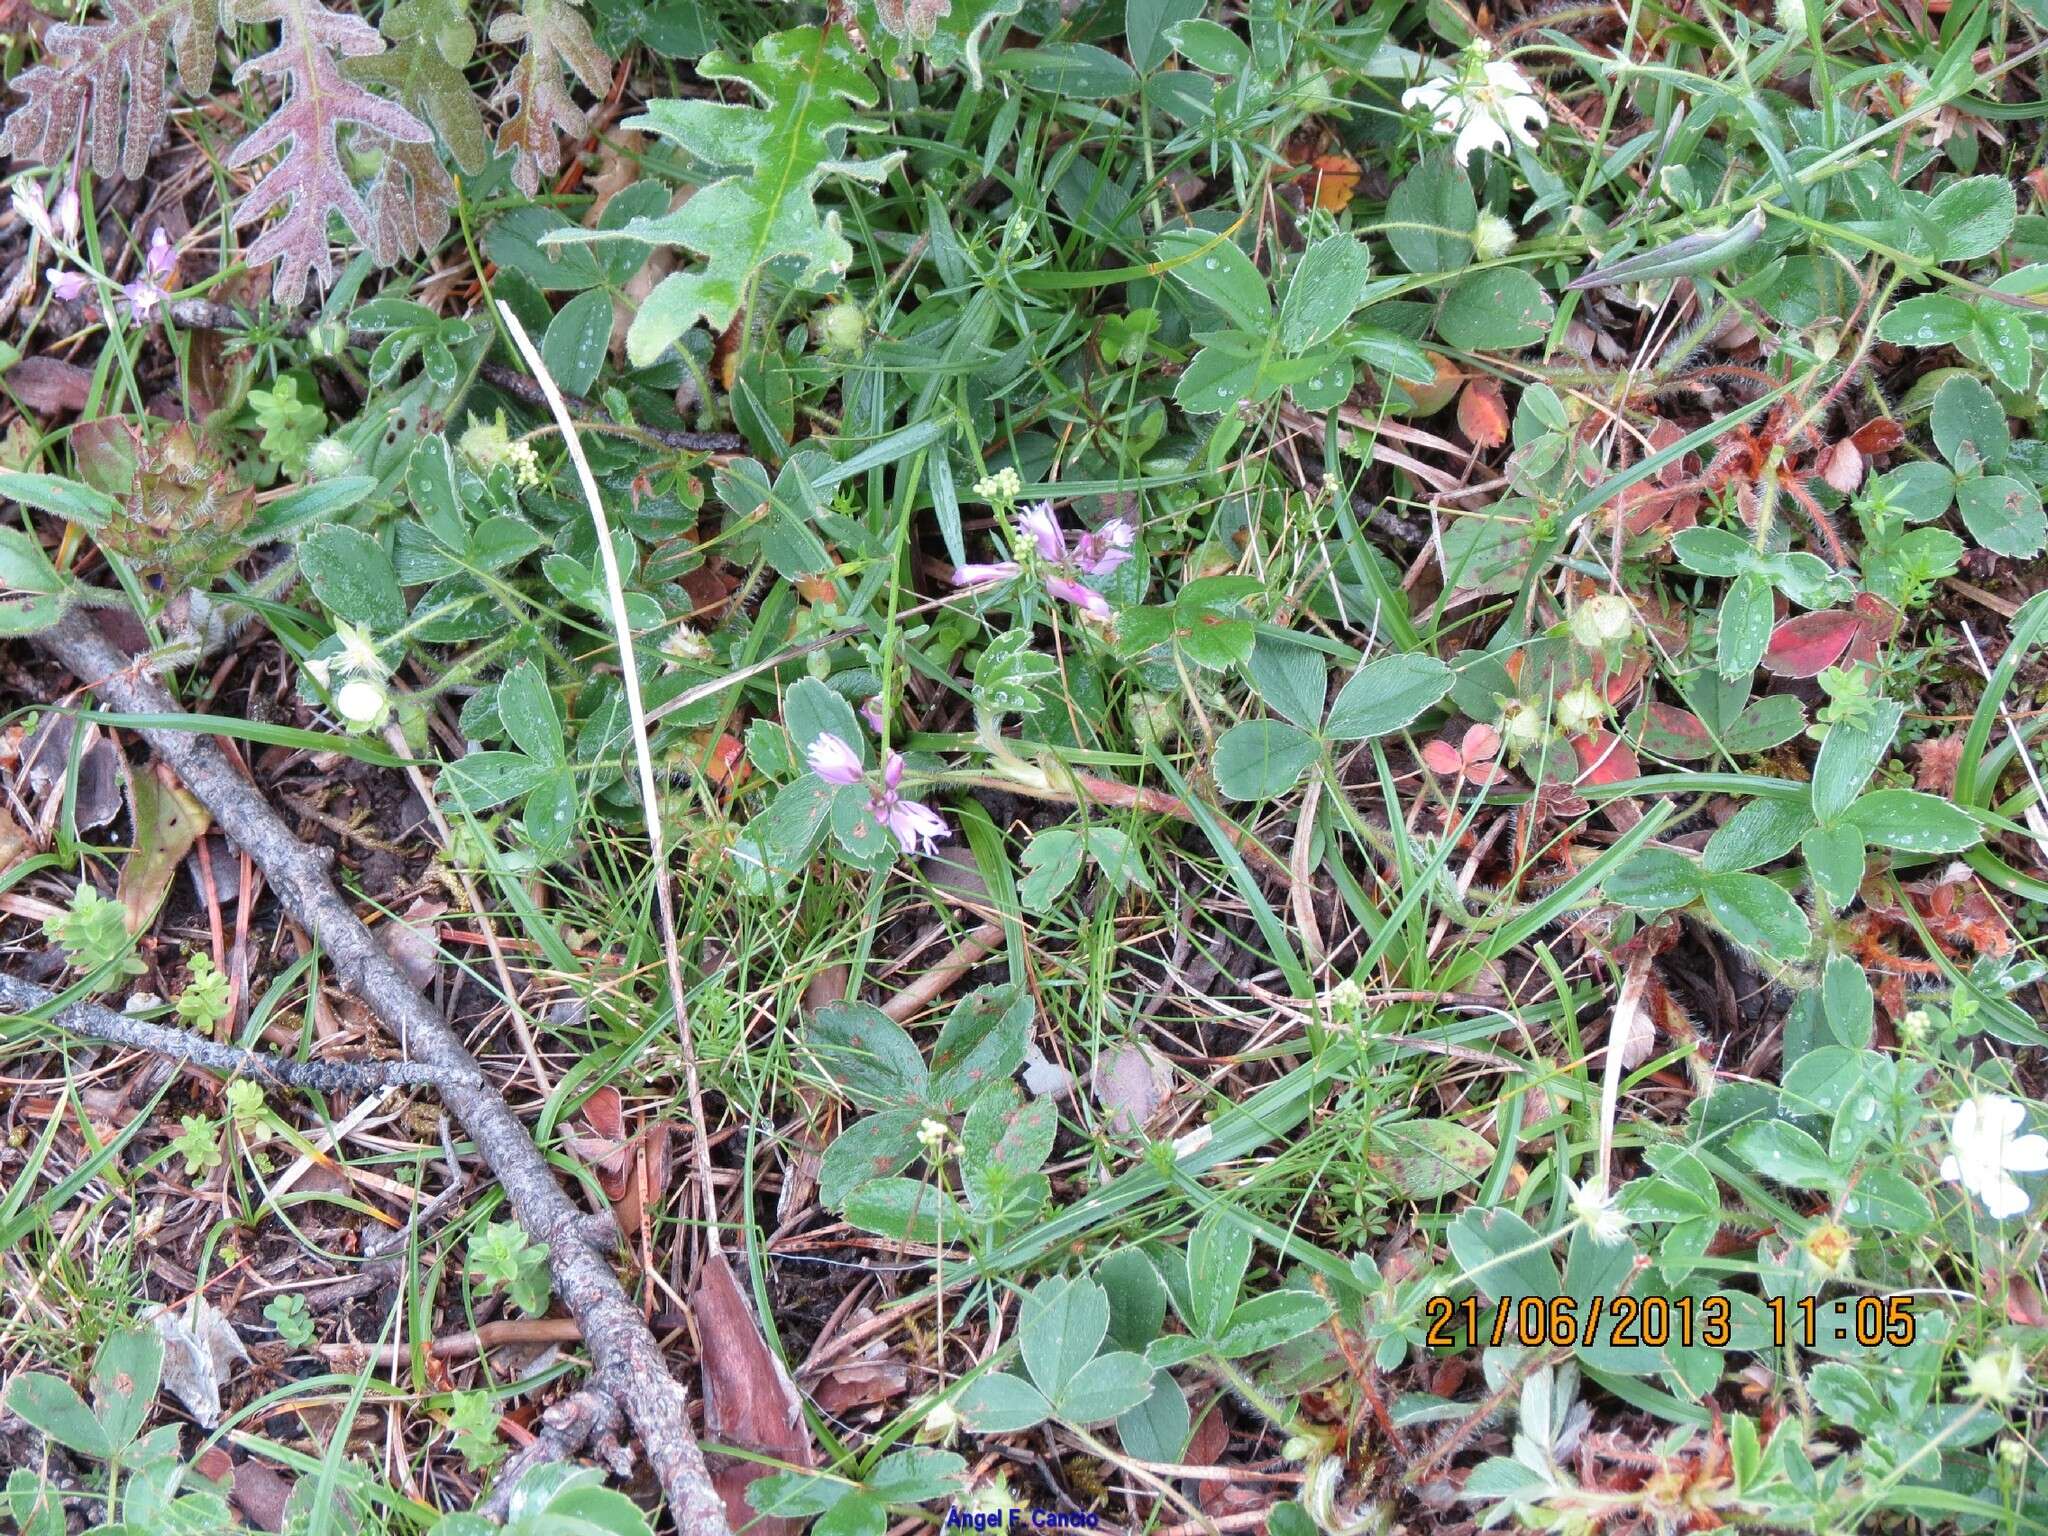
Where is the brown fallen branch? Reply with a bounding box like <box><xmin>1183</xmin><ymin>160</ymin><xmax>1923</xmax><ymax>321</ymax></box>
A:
<box><xmin>164</xmin><ymin>299</ymin><xmax>744</xmax><ymax>456</ymax></box>
<box><xmin>480</xmin><ymin>1385</ymin><xmax>632</xmax><ymax>1523</ymax></box>
<box><xmin>881</xmin><ymin>920</ymin><xmax>1004</xmax><ymax>1023</ymax></box>
<box><xmin>0</xmin><ymin>971</ymin><xmax>476</xmax><ymax>1091</ymax></box>
<box><xmin>36</xmin><ymin>611</ymin><xmax>732</xmax><ymax>1536</ymax></box>
<box><xmin>955</xmin><ymin>771</ymin><xmax>1292</xmax><ymax>881</ymax></box>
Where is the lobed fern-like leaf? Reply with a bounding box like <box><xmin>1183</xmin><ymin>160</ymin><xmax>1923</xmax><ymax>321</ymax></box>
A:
<box><xmin>551</xmin><ymin>25</ymin><xmax>902</xmax><ymax>368</ymax></box>
<box><xmin>363</xmin><ymin>137</ymin><xmax>458</xmax><ymax>263</ymax></box>
<box><xmin>0</xmin><ymin>0</ymin><xmax>221</xmax><ymax>179</ymax></box>
<box><xmin>349</xmin><ymin>0</ymin><xmax>490</xmax><ymax>175</ymax></box>
<box><xmin>226</xmin><ymin>0</ymin><xmax>434</xmax><ymax>303</ymax></box>
<box><xmin>488</xmin><ymin>0</ymin><xmax>610</xmax><ymax>197</ymax></box>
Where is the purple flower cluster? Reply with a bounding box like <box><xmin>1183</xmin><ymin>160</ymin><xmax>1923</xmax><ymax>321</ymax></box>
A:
<box><xmin>48</xmin><ymin>227</ymin><xmax>178</xmax><ymax>323</ymax></box>
<box><xmin>951</xmin><ymin>501</ymin><xmax>1135</xmax><ymax>621</ymax></box>
<box><xmin>806</xmin><ymin>733</ymin><xmax>948</xmax><ymax>855</ymax></box>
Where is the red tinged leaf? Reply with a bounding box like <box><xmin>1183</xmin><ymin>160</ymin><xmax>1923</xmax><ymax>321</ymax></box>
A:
<box><xmin>1847</xmin><ymin>591</ymin><xmax>1899</xmax><ymax>663</ymax></box>
<box><xmin>1764</xmin><ymin>609</ymin><xmax>1862</xmax><ymax>677</ymax></box>
<box><xmin>227</xmin><ymin>0</ymin><xmax>434</xmax><ymax>303</ymax></box>
<box><xmin>1420</xmin><ymin>739</ymin><xmax>1464</xmax><ymax>776</ymax></box>
<box><xmin>1597</xmin><ymin>651</ymin><xmax>1649</xmax><ymax>706</ymax></box>
<box><xmin>1571</xmin><ymin>729</ymin><xmax>1640</xmax><ymax>786</ymax></box>
<box><xmin>1457</xmin><ymin>378</ymin><xmax>1510</xmax><ymax>449</ymax></box>
<box><xmin>0</xmin><ymin>0</ymin><xmax>221</xmax><ymax>180</ymax></box>
<box><xmin>1638</xmin><ymin>704</ymin><xmax>1714</xmax><ymax>760</ymax></box>
<box><xmin>1849</xmin><ymin>418</ymin><xmax>1905</xmax><ymax>456</ymax></box>
<box><xmin>1819</xmin><ymin>440</ymin><xmax>1864</xmax><ymax>496</ymax></box>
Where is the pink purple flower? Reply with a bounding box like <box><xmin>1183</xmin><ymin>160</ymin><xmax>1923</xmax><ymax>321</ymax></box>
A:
<box><xmin>120</xmin><ymin>228</ymin><xmax>177</xmax><ymax>322</ymax></box>
<box><xmin>872</xmin><ymin>793</ymin><xmax>946</xmax><ymax>854</ymax></box>
<box><xmin>46</xmin><ymin>268</ymin><xmax>91</xmax><ymax>304</ymax></box>
<box><xmin>949</xmin><ymin>501</ymin><xmax>1135</xmax><ymax>622</ymax></box>
<box><xmin>860</xmin><ymin>696</ymin><xmax>886</xmax><ymax>732</ymax></box>
<box><xmin>1043</xmin><ymin>576</ymin><xmax>1112</xmax><ymax>620</ymax></box>
<box><xmin>951</xmin><ymin>560</ymin><xmax>1022</xmax><ymax>587</ymax></box>
<box><xmin>1073</xmin><ymin>518</ymin><xmax>1135</xmax><ymax>578</ymax></box>
<box><xmin>806</xmin><ymin>732</ymin><xmax>865</xmax><ymax>786</ymax></box>
<box><xmin>806</xmin><ymin>733</ymin><xmax>948</xmax><ymax>853</ymax></box>
<box><xmin>1018</xmin><ymin>501</ymin><xmax>1066</xmax><ymax>562</ymax></box>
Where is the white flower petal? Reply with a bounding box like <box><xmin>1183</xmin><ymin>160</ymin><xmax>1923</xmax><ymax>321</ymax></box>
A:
<box><xmin>1981</xmin><ymin>1176</ymin><xmax>2033</xmax><ymax>1220</ymax></box>
<box><xmin>2002</xmin><ymin>1133</ymin><xmax>2048</xmax><ymax>1172</ymax></box>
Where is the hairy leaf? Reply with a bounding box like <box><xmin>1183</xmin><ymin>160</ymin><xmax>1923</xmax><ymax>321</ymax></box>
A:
<box><xmin>349</xmin><ymin>0</ymin><xmax>489</xmax><ymax>174</ymax></box>
<box><xmin>489</xmin><ymin>0</ymin><xmax>611</xmax><ymax>197</ymax></box>
<box><xmin>0</xmin><ymin>0</ymin><xmax>220</xmax><ymax>179</ymax></box>
<box><xmin>559</xmin><ymin>26</ymin><xmax>904</xmax><ymax>366</ymax></box>
<box><xmin>228</xmin><ymin>0</ymin><xmax>435</xmax><ymax>302</ymax></box>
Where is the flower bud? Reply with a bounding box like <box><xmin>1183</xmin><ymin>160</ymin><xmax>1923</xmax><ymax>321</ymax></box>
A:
<box><xmin>1472</xmin><ymin>211</ymin><xmax>1518</xmax><ymax>262</ymax></box>
<box><xmin>1555</xmin><ymin>682</ymin><xmax>1607</xmax><ymax>737</ymax></box>
<box><xmin>1569</xmin><ymin>592</ymin><xmax>1635</xmax><ymax>650</ymax></box>
<box><xmin>814</xmin><ymin>300</ymin><xmax>866</xmax><ymax>354</ymax></box>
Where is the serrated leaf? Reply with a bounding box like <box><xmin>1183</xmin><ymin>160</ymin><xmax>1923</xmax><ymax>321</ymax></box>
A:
<box><xmin>1051</xmin><ymin>1350</ymin><xmax>1153</xmax><ymax>1423</ymax></box>
<box><xmin>1802</xmin><ymin>822</ymin><xmax>1865</xmax><ymax>913</ymax></box>
<box><xmin>818</xmin><ymin>1109</ymin><xmax>923</xmax><ymax>1209</ymax></box>
<box><xmin>1155</xmin><ymin>228</ymin><xmax>1271</xmax><ymax>334</ymax></box>
<box><xmin>1279</xmin><ymin>234</ymin><xmax>1372</xmax><ymax>352</ymax></box>
<box><xmin>1730</xmin><ymin>1120</ymin><xmax>1839</xmax><ymax>1191</ymax></box>
<box><xmin>842</xmin><ymin>1177</ymin><xmax>964</xmax><ymax>1243</ymax></box>
<box><xmin>956</xmin><ymin>1371</ymin><xmax>1050</xmax><ymax>1433</ymax></box>
<box><xmin>1184</xmin><ymin>1211</ymin><xmax>1250</xmax><ymax>1338</ymax></box>
<box><xmin>489</xmin><ymin>0</ymin><xmax>610</xmax><ymax>198</ymax></box>
<box><xmin>1843</xmin><ymin>790</ymin><xmax>1981</xmax><ymax>853</ymax></box>
<box><xmin>588</xmin><ymin>27</ymin><xmax>904</xmax><ymax>366</ymax></box>
<box><xmin>1214</xmin><ymin>1291</ymin><xmax>1332</xmax><ymax>1359</ymax></box>
<box><xmin>972</xmin><ymin>630</ymin><xmax>1060</xmax><ymax>716</ymax></box>
<box><xmin>0</xmin><ymin>0</ymin><xmax>221</xmax><ymax>180</ymax></box>
<box><xmin>227</xmin><ymin>0</ymin><xmax>435</xmax><ymax>302</ymax></box>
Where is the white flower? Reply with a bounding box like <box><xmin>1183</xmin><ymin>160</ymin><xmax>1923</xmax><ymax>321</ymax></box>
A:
<box><xmin>10</xmin><ymin>180</ymin><xmax>55</xmax><ymax>244</ymax></box>
<box><xmin>1962</xmin><ymin>1343</ymin><xmax>2029</xmax><ymax>1405</ymax></box>
<box><xmin>1402</xmin><ymin>45</ymin><xmax>1548</xmax><ymax>166</ymax></box>
<box><xmin>1941</xmin><ymin>1094</ymin><xmax>2048</xmax><ymax>1220</ymax></box>
<box><xmin>1568</xmin><ymin>1176</ymin><xmax>1631</xmax><ymax>1245</ymax></box>
<box><xmin>331</xmin><ymin>621</ymin><xmax>390</xmax><ymax>683</ymax></box>
<box><xmin>335</xmin><ymin>679</ymin><xmax>391</xmax><ymax>730</ymax></box>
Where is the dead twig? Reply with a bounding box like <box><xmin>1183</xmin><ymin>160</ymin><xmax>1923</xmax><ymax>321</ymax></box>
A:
<box><xmin>35</xmin><ymin>610</ymin><xmax>733</xmax><ymax>1536</ymax></box>
<box><xmin>881</xmin><ymin>920</ymin><xmax>1004</xmax><ymax>1023</ymax></box>
<box><xmin>0</xmin><ymin>971</ymin><xmax>475</xmax><ymax>1091</ymax></box>
<box><xmin>494</xmin><ymin>303</ymin><xmax>721</xmax><ymax>1264</ymax></box>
